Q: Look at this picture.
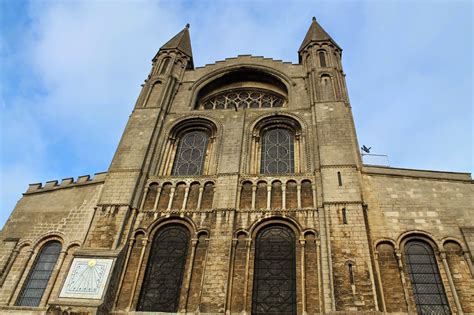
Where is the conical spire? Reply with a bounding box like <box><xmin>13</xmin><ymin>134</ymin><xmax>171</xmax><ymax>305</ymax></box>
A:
<box><xmin>299</xmin><ymin>17</ymin><xmax>341</xmax><ymax>52</ymax></box>
<box><xmin>158</xmin><ymin>24</ymin><xmax>194</xmax><ymax>68</ymax></box>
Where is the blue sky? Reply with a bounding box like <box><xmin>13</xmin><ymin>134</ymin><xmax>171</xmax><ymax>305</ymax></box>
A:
<box><xmin>0</xmin><ymin>0</ymin><xmax>472</xmax><ymax>228</ymax></box>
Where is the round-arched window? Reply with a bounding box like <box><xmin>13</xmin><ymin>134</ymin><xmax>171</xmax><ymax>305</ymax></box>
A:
<box><xmin>172</xmin><ymin>131</ymin><xmax>209</xmax><ymax>176</ymax></box>
<box><xmin>260</xmin><ymin>128</ymin><xmax>295</xmax><ymax>174</ymax></box>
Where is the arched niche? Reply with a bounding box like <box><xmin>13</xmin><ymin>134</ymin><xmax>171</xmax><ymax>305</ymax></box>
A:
<box><xmin>193</xmin><ymin>68</ymin><xmax>289</xmax><ymax>110</ymax></box>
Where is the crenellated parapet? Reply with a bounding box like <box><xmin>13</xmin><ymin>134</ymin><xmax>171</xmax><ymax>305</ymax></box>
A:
<box><xmin>25</xmin><ymin>172</ymin><xmax>107</xmax><ymax>194</ymax></box>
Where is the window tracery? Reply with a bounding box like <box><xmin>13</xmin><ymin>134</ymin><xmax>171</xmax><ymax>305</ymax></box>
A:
<box><xmin>159</xmin><ymin>119</ymin><xmax>218</xmax><ymax>176</ymax></box>
<box><xmin>199</xmin><ymin>89</ymin><xmax>285</xmax><ymax>110</ymax></box>
<box><xmin>16</xmin><ymin>241</ymin><xmax>61</xmax><ymax>307</ymax></box>
<box><xmin>260</xmin><ymin>128</ymin><xmax>295</xmax><ymax>174</ymax></box>
<box><xmin>172</xmin><ymin>131</ymin><xmax>208</xmax><ymax>176</ymax></box>
<box><xmin>248</xmin><ymin>116</ymin><xmax>304</xmax><ymax>174</ymax></box>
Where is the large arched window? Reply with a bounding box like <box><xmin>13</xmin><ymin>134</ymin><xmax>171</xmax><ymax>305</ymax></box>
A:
<box><xmin>260</xmin><ymin>128</ymin><xmax>295</xmax><ymax>174</ymax></box>
<box><xmin>252</xmin><ymin>225</ymin><xmax>296</xmax><ymax>315</ymax></box>
<box><xmin>138</xmin><ymin>225</ymin><xmax>190</xmax><ymax>312</ymax></box>
<box><xmin>404</xmin><ymin>240</ymin><xmax>450</xmax><ymax>314</ymax></box>
<box><xmin>249</xmin><ymin>116</ymin><xmax>304</xmax><ymax>174</ymax></box>
<box><xmin>172</xmin><ymin>130</ymin><xmax>209</xmax><ymax>176</ymax></box>
<box><xmin>159</xmin><ymin>119</ymin><xmax>218</xmax><ymax>176</ymax></box>
<box><xmin>16</xmin><ymin>241</ymin><xmax>61</xmax><ymax>307</ymax></box>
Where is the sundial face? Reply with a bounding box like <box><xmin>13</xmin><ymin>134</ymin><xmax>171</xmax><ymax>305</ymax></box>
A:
<box><xmin>60</xmin><ymin>258</ymin><xmax>113</xmax><ymax>299</ymax></box>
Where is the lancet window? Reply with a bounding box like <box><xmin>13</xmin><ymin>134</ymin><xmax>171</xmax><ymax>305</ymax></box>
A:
<box><xmin>137</xmin><ymin>225</ymin><xmax>190</xmax><ymax>312</ymax></box>
<box><xmin>16</xmin><ymin>241</ymin><xmax>61</xmax><ymax>307</ymax></box>
<box><xmin>404</xmin><ymin>240</ymin><xmax>450</xmax><ymax>314</ymax></box>
<box><xmin>252</xmin><ymin>225</ymin><xmax>296</xmax><ymax>315</ymax></box>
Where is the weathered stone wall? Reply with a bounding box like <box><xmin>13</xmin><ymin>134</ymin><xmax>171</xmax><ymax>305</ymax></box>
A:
<box><xmin>0</xmin><ymin>178</ymin><xmax>103</xmax><ymax>310</ymax></box>
<box><xmin>362</xmin><ymin>166</ymin><xmax>474</xmax><ymax>313</ymax></box>
<box><xmin>1</xmin><ymin>31</ymin><xmax>473</xmax><ymax>315</ymax></box>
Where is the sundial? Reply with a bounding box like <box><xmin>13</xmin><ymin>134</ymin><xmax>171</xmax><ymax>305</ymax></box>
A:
<box><xmin>60</xmin><ymin>258</ymin><xmax>113</xmax><ymax>299</ymax></box>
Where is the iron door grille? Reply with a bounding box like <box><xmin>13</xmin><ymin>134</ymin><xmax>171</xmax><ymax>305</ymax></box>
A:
<box><xmin>137</xmin><ymin>225</ymin><xmax>189</xmax><ymax>312</ymax></box>
<box><xmin>252</xmin><ymin>225</ymin><xmax>296</xmax><ymax>315</ymax></box>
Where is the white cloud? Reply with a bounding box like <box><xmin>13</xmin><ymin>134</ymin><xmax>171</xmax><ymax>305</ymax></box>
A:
<box><xmin>1</xmin><ymin>0</ymin><xmax>472</xmax><ymax>229</ymax></box>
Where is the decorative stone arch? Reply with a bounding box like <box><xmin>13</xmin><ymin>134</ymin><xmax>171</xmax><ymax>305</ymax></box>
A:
<box><xmin>397</xmin><ymin>230</ymin><xmax>442</xmax><ymax>252</ymax></box>
<box><xmin>196</xmin><ymin>228</ymin><xmax>210</xmax><ymax>239</ymax></box>
<box><xmin>246</xmin><ymin>113</ymin><xmax>309</xmax><ymax>174</ymax></box>
<box><xmin>303</xmin><ymin>228</ymin><xmax>319</xmax><ymax>239</ymax></box>
<box><xmin>441</xmin><ymin>237</ymin><xmax>468</xmax><ymax>252</ymax></box>
<box><xmin>145</xmin><ymin>216</ymin><xmax>198</xmax><ymax>240</ymax></box>
<box><xmin>133</xmin><ymin>228</ymin><xmax>147</xmax><ymax>238</ymax></box>
<box><xmin>157</xmin><ymin>116</ymin><xmax>221</xmax><ymax>176</ymax></box>
<box><xmin>234</xmin><ymin>228</ymin><xmax>250</xmax><ymax>239</ymax></box>
<box><xmin>65</xmin><ymin>240</ymin><xmax>82</xmax><ymax>251</ymax></box>
<box><xmin>31</xmin><ymin>232</ymin><xmax>65</xmax><ymax>251</ymax></box>
<box><xmin>249</xmin><ymin>215</ymin><xmax>304</xmax><ymax>241</ymax></box>
<box><xmin>16</xmin><ymin>240</ymin><xmax>32</xmax><ymax>250</ymax></box>
<box><xmin>374</xmin><ymin>238</ymin><xmax>397</xmax><ymax>251</ymax></box>
<box><xmin>189</xmin><ymin>64</ymin><xmax>294</xmax><ymax>110</ymax></box>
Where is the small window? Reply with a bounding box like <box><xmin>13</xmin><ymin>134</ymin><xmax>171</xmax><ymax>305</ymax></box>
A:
<box><xmin>342</xmin><ymin>208</ymin><xmax>347</xmax><ymax>224</ymax></box>
<box><xmin>337</xmin><ymin>171</ymin><xmax>342</xmax><ymax>186</ymax></box>
<box><xmin>319</xmin><ymin>51</ymin><xmax>327</xmax><ymax>67</ymax></box>
<box><xmin>16</xmin><ymin>241</ymin><xmax>61</xmax><ymax>306</ymax></box>
<box><xmin>160</xmin><ymin>58</ymin><xmax>171</xmax><ymax>74</ymax></box>
<box><xmin>348</xmin><ymin>263</ymin><xmax>355</xmax><ymax>285</ymax></box>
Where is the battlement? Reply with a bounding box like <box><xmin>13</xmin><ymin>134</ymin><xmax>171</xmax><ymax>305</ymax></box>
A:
<box><xmin>25</xmin><ymin>172</ymin><xmax>107</xmax><ymax>194</ymax></box>
<box><xmin>195</xmin><ymin>54</ymin><xmax>295</xmax><ymax>70</ymax></box>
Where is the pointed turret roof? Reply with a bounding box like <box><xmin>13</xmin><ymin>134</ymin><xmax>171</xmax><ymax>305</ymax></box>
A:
<box><xmin>299</xmin><ymin>17</ymin><xmax>341</xmax><ymax>52</ymax></box>
<box><xmin>160</xmin><ymin>24</ymin><xmax>193</xmax><ymax>56</ymax></box>
<box><xmin>157</xmin><ymin>24</ymin><xmax>194</xmax><ymax>68</ymax></box>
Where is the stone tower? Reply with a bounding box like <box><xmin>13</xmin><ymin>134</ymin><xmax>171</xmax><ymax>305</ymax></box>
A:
<box><xmin>0</xmin><ymin>19</ymin><xmax>472</xmax><ymax>315</ymax></box>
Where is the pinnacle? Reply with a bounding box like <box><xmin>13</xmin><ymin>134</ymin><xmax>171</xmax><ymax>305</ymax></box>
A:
<box><xmin>299</xmin><ymin>17</ymin><xmax>341</xmax><ymax>52</ymax></box>
<box><xmin>159</xmin><ymin>26</ymin><xmax>193</xmax><ymax>59</ymax></box>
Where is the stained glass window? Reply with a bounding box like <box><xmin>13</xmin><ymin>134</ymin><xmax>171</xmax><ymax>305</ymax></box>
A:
<box><xmin>138</xmin><ymin>225</ymin><xmax>189</xmax><ymax>312</ymax></box>
<box><xmin>405</xmin><ymin>241</ymin><xmax>450</xmax><ymax>315</ymax></box>
<box><xmin>252</xmin><ymin>225</ymin><xmax>296</xmax><ymax>315</ymax></box>
<box><xmin>172</xmin><ymin>131</ymin><xmax>208</xmax><ymax>176</ymax></box>
<box><xmin>260</xmin><ymin>128</ymin><xmax>294</xmax><ymax>174</ymax></box>
<box><xmin>16</xmin><ymin>241</ymin><xmax>61</xmax><ymax>307</ymax></box>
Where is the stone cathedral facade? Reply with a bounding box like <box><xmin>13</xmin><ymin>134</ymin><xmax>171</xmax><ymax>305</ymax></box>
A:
<box><xmin>0</xmin><ymin>19</ymin><xmax>473</xmax><ymax>315</ymax></box>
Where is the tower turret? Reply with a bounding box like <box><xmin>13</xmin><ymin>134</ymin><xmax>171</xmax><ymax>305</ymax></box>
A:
<box><xmin>299</xmin><ymin>17</ymin><xmax>347</xmax><ymax>102</ymax></box>
<box><xmin>152</xmin><ymin>24</ymin><xmax>194</xmax><ymax>75</ymax></box>
<box><xmin>135</xmin><ymin>25</ymin><xmax>194</xmax><ymax>109</ymax></box>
